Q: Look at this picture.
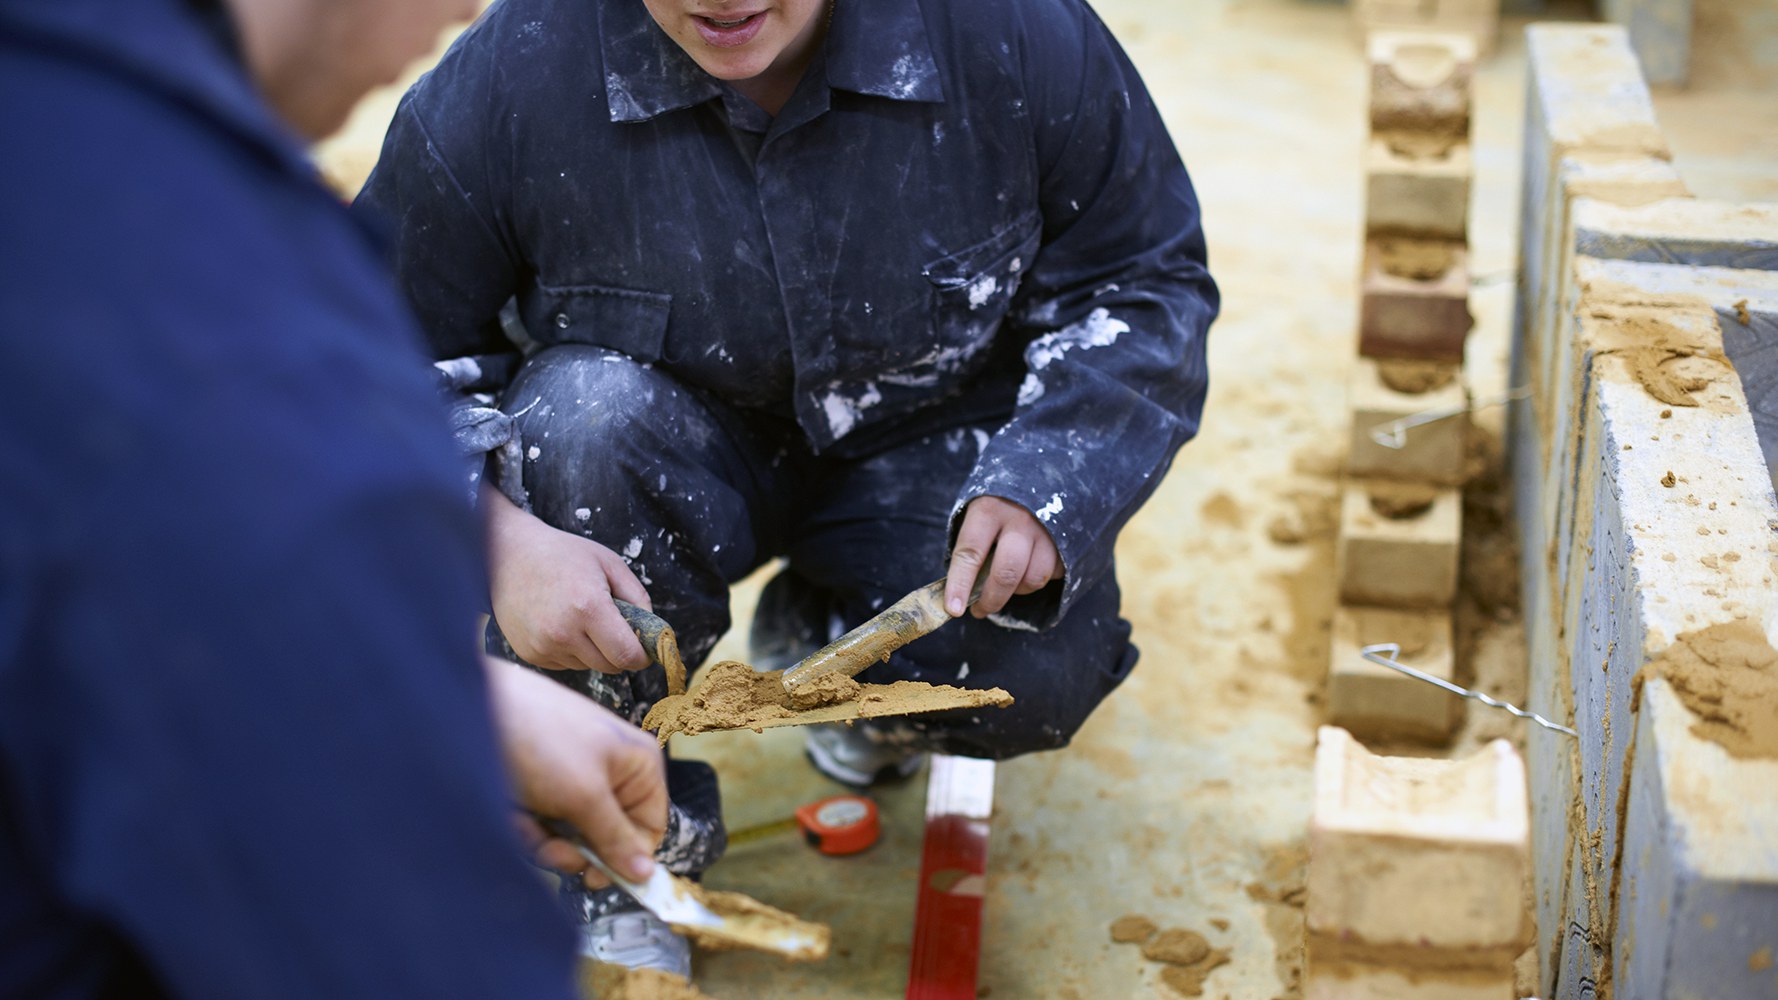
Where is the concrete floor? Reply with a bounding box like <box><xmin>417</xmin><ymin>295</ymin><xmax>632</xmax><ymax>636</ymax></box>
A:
<box><xmin>313</xmin><ymin>1</ymin><xmax>1778</xmax><ymax>996</ymax></box>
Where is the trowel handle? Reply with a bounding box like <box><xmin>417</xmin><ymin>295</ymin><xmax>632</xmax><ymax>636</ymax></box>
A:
<box><xmin>780</xmin><ymin>579</ymin><xmax>953</xmax><ymax>694</ymax></box>
<box><xmin>614</xmin><ymin>599</ymin><xmax>687</xmax><ymax>696</ymax></box>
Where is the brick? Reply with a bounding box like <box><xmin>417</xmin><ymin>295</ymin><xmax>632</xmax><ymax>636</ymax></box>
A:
<box><xmin>1368</xmin><ymin>32</ymin><xmax>1474</xmax><ymax>135</ymax></box>
<box><xmin>1335</xmin><ymin>479</ymin><xmax>1460</xmax><ymax>609</ymax></box>
<box><xmin>1305</xmin><ymin>960</ymin><xmax>1514</xmax><ymax>1000</ymax></box>
<box><xmin>1353</xmin><ymin>0</ymin><xmax>1499</xmax><ymax>57</ymax></box>
<box><xmin>1366</xmin><ymin>134</ymin><xmax>1471</xmax><ymax>240</ymax></box>
<box><xmin>1346</xmin><ymin>357</ymin><xmax>1468</xmax><ymax>485</ymax></box>
<box><xmin>1358</xmin><ymin>238</ymin><xmax>1473</xmax><ymax>362</ymax></box>
<box><xmin>1328</xmin><ymin>606</ymin><xmax>1459</xmax><ymax>744</ymax></box>
<box><xmin>1600</xmin><ymin>0</ymin><xmax>1694</xmax><ymax>86</ymax></box>
<box><xmin>1307</xmin><ymin>726</ymin><xmax>1530</xmax><ymax>951</ymax></box>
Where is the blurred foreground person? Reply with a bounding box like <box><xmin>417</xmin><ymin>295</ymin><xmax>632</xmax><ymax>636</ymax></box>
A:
<box><xmin>0</xmin><ymin>0</ymin><xmax>668</xmax><ymax>996</ymax></box>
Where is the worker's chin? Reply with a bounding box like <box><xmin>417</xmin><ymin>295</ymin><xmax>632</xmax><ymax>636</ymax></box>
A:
<box><xmin>687</xmin><ymin>49</ymin><xmax>781</xmax><ymax>83</ymax></box>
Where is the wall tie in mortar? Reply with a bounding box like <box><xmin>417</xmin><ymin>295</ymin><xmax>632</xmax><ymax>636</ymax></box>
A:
<box><xmin>1360</xmin><ymin>643</ymin><xmax>1578</xmax><ymax>737</ymax></box>
<box><xmin>1371</xmin><ymin>385</ymin><xmax>1531</xmax><ymax>450</ymax></box>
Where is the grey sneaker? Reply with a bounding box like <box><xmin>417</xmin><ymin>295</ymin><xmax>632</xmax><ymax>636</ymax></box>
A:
<box><xmin>805</xmin><ymin>721</ymin><xmax>927</xmax><ymax>787</ymax></box>
<box><xmin>580</xmin><ymin>909</ymin><xmax>691</xmax><ymax>980</ymax></box>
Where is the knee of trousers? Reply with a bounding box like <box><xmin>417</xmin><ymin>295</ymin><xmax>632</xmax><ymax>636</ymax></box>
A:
<box><xmin>888</xmin><ymin>597</ymin><xmax>1137</xmax><ymax>761</ymax></box>
<box><xmin>500</xmin><ymin>345</ymin><xmax>731</xmax><ymax>521</ymax></box>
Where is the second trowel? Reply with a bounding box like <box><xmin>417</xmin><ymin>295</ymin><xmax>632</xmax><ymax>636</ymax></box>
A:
<box><xmin>779</xmin><ymin>575</ymin><xmax>976</xmax><ymax>699</ymax></box>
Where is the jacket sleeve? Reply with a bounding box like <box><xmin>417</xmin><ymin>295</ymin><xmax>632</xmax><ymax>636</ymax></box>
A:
<box><xmin>951</xmin><ymin>2</ymin><xmax>1220</xmax><ymax>630</ymax></box>
<box><xmin>354</xmin><ymin>29</ymin><xmax>527</xmax><ymax>505</ymax></box>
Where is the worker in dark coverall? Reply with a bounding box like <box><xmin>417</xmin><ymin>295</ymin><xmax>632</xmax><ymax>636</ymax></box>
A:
<box><xmin>359</xmin><ymin>0</ymin><xmax>1219</xmax><ymax>976</ymax></box>
<box><xmin>0</xmin><ymin>0</ymin><xmax>674</xmax><ymax>996</ymax></box>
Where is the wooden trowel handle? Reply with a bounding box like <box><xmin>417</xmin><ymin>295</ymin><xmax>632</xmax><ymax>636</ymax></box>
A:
<box><xmin>780</xmin><ymin>578</ymin><xmax>955</xmax><ymax>695</ymax></box>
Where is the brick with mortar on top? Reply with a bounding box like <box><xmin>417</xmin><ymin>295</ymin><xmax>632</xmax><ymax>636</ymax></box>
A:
<box><xmin>1366</xmin><ymin>133</ymin><xmax>1472</xmax><ymax>241</ymax></box>
<box><xmin>1368</xmin><ymin>31</ymin><xmax>1474</xmax><ymax>137</ymax></box>
<box><xmin>1335</xmin><ymin>479</ymin><xmax>1461</xmax><ymax>609</ymax></box>
<box><xmin>1328</xmin><ymin>606</ymin><xmax>1459</xmax><ymax>745</ymax></box>
<box><xmin>1353</xmin><ymin>0</ymin><xmax>1500</xmax><ymax>57</ymax></box>
<box><xmin>1306</xmin><ymin>726</ymin><xmax>1531</xmax><ymax>953</ymax></box>
<box><xmin>1359</xmin><ymin>236</ymin><xmax>1474</xmax><ymax>362</ymax></box>
<box><xmin>1346</xmin><ymin>356</ymin><xmax>1469</xmax><ymax>485</ymax></box>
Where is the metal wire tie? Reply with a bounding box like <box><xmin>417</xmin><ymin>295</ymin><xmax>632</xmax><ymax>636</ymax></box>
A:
<box><xmin>1359</xmin><ymin>642</ymin><xmax>1578</xmax><ymax>738</ymax></box>
<box><xmin>1371</xmin><ymin>385</ymin><xmax>1531</xmax><ymax>450</ymax></box>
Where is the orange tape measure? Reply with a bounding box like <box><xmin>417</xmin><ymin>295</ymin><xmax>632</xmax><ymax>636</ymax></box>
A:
<box><xmin>729</xmin><ymin>794</ymin><xmax>881</xmax><ymax>856</ymax></box>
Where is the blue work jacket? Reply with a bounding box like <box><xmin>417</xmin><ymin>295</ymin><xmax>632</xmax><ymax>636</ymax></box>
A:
<box><xmin>0</xmin><ymin>1</ymin><xmax>577</xmax><ymax>997</ymax></box>
<box><xmin>359</xmin><ymin>0</ymin><xmax>1218</xmax><ymax>626</ymax></box>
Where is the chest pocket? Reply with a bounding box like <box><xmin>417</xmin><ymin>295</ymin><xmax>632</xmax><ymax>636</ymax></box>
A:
<box><xmin>519</xmin><ymin>281</ymin><xmax>673</xmax><ymax>363</ymax></box>
<box><xmin>922</xmin><ymin>212</ymin><xmax>1043</xmax><ymax>356</ymax></box>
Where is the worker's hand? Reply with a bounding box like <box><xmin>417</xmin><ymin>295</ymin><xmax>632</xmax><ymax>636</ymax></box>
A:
<box><xmin>483</xmin><ymin>488</ymin><xmax>653</xmax><ymax>673</ymax></box>
<box><xmin>484</xmin><ymin>657</ymin><xmax>668</xmax><ymax>887</ymax></box>
<box><xmin>944</xmin><ymin>495</ymin><xmax>1062</xmax><ymax>619</ymax></box>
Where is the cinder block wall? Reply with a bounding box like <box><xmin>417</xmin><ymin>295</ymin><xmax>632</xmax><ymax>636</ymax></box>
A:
<box><xmin>1512</xmin><ymin>24</ymin><xmax>1778</xmax><ymax>1000</ymax></box>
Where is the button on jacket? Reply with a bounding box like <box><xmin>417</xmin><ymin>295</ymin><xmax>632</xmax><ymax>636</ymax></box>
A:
<box><xmin>359</xmin><ymin>0</ymin><xmax>1218</xmax><ymax>626</ymax></box>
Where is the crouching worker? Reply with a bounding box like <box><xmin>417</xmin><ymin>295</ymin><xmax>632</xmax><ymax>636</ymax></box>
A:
<box><xmin>357</xmin><ymin>0</ymin><xmax>1219</xmax><ymax>979</ymax></box>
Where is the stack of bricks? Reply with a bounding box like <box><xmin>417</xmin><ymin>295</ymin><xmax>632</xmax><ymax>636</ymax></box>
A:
<box><xmin>1351</xmin><ymin>0</ymin><xmax>1499</xmax><ymax>59</ymax></box>
<box><xmin>1305</xmin><ymin>727</ymin><xmax>1531</xmax><ymax>999</ymax></box>
<box><xmin>1329</xmin><ymin>32</ymin><xmax>1477</xmax><ymax>747</ymax></box>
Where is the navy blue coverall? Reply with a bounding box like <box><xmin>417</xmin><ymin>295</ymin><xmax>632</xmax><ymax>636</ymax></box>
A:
<box><xmin>359</xmin><ymin>0</ymin><xmax>1218</xmax><ymax>921</ymax></box>
<box><xmin>0</xmin><ymin>1</ymin><xmax>581</xmax><ymax>996</ymax></box>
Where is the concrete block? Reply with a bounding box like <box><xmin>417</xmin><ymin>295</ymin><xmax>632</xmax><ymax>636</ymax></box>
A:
<box><xmin>1599</xmin><ymin>0</ymin><xmax>1694</xmax><ymax>86</ymax></box>
<box><xmin>1617</xmin><ymin>679</ymin><xmax>1778</xmax><ymax>998</ymax></box>
<box><xmin>1307</xmin><ymin>726</ymin><xmax>1530</xmax><ymax>951</ymax></box>
<box><xmin>1540</xmin><ymin>292</ymin><xmax>1778</xmax><ymax>997</ymax></box>
<box><xmin>1359</xmin><ymin>239</ymin><xmax>1473</xmax><ymax>361</ymax></box>
<box><xmin>1336</xmin><ymin>480</ymin><xmax>1461</xmax><ymax>609</ymax></box>
<box><xmin>1366</xmin><ymin>135</ymin><xmax>1471</xmax><ymax>239</ymax></box>
<box><xmin>1519</xmin><ymin>158</ymin><xmax>1689</xmax><ymax>465</ymax></box>
<box><xmin>1347</xmin><ymin>357</ymin><xmax>1470</xmax><ymax>484</ymax></box>
<box><xmin>1514</xmin><ymin>24</ymin><xmax>1673</xmax><ymax>465</ymax></box>
<box><xmin>1522</xmin><ymin>26</ymin><xmax>1669</xmax><ymax>165</ymax></box>
<box><xmin>1506</xmin><ymin>135</ymin><xmax>1685</xmax><ymax>1000</ymax></box>
<box><xmin>1305</xmin><ymin>960</ymin><xmax>1514</xmax><ymax>1000</ymax></box>
<box><xmin>1368</xmin><ymin>31</ymin><xmax>1475</xmax><ymax>135</ymax></box>
<box><xmin>1573</xmin><ymin>197</ymin><xmax>1778</xmax><ymax>273</ymax></box>
<box><xmin>1328</xmin><ymin>606</ymin><xmax>1459</xmax><ymax>744</ymax></box>
<box><xmin>1572</xmin><ymin>255</ymin><xmax>1778</xmax><ymax>495</ymax></box>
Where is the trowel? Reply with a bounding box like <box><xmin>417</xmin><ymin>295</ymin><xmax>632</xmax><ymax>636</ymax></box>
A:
<box><xmin>779</xmin><ymin>574</ymin><xmax>980</xmax><ymax>699</ymax></box>
<box><xmin>537</xmin><ymin>817</ymin><xmax>829</xmax><ymax>961</ymax></box>
<box><xmin>642</xmin><ymin>574</ymin><xmax>1008</xmax><ymax>742</ymax></box>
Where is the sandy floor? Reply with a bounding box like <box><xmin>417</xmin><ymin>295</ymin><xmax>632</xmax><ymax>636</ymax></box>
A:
<box><xmin>313</xmin><ymin>2</ymin><xmax>1776</xmax><ymax>996</ymax></box>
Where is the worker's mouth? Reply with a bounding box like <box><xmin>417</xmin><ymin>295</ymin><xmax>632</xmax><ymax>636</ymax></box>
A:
<box><xmin>693</xmin><ymin>11</ymin><xmax>766</xmax><ymax>47</ymax></box>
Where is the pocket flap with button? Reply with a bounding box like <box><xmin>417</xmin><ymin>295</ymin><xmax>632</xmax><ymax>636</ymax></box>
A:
<box><xmin>922</xmin><ymin>211</ymin><xmax>1043</xmax><ymax>295</ymax></box>
<box><xmin>520</xmin><ymin>282</ymin><xmax>673</xmax><ymax>362</ymax></box>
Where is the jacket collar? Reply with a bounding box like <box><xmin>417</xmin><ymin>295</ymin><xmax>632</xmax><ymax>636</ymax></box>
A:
<box><xmin>600</xmin><ymin>0</ymin><xmax>943</xmax><ymax>124</ymax></box>
<box><xmin>0</xmin><ymin>0</ymin><xmax>313</xmax><ymax>178</ymax></box>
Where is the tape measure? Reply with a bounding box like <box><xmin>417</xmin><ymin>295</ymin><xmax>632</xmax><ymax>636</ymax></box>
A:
<box><xmin>728</xmin><ymin>794</ymin><xmax>881</xmax><ymax>856</ymax></box>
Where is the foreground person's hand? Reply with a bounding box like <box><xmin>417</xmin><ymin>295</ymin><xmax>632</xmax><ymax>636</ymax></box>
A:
<box><xmin>484</xmin><ymin>657</ymin><xmax>667</xmax><ymax>887</ymax></box>
<box><xmin>483</xmin><ymin>487</ymin><xmax>653</xmax><ymax>673</ymax></box>
<box><xmin>944</xmin><ymin>495</ymin><xmax>1062</xmax><ymax>618</ymax></box>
